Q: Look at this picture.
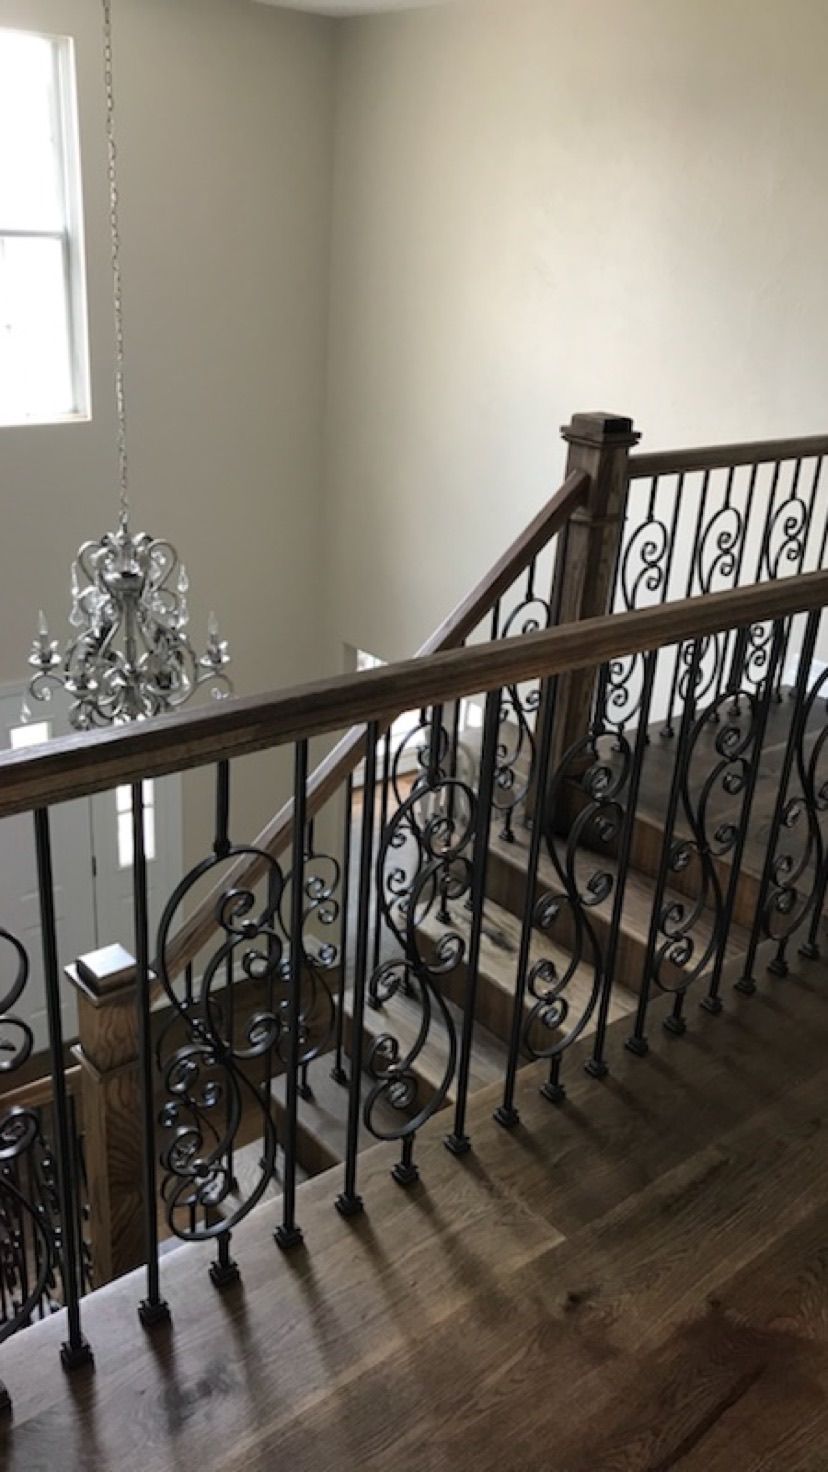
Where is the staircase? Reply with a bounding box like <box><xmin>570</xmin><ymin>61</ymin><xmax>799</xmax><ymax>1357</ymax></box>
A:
<box><xmin>2</xmin><ymin>410</ymin><xmax>828</xmax><ymax>1469</ymax></box>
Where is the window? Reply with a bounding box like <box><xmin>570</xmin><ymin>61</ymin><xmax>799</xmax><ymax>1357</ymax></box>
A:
<box><xmin>115</xmin><ymin>782</ymin><xmax>157</xmax><ymax>869</ymax></box>
<box><xmin>10</xmin><ymin>718</ymin><xmax>51</xmax><ymax>749</ymax></box>
<box><xmin>0</xmin><ymin>28</ymin><xmax>88</xmax><ymax>426</ymax></box>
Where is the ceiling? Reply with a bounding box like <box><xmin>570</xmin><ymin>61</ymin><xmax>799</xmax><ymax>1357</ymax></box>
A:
<box><xmin>254</xmin><ymin>0</ymin><xmax>453</xmax><ymax>15</ymax></box>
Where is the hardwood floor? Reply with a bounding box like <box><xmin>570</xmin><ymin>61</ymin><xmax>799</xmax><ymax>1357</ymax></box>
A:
<box><xmin>3</xmin><ymin>945</ymin><xmax>828</xmax><ymax>1471</ymax></box>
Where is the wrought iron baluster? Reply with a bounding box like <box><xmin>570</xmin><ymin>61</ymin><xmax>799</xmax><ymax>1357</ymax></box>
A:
<box><xmin>721</xmin><ymin>464</ymin><xmax>759</xmax><ymax>699</ymax></box>
<box><xmin>775</xmin><ymin>458</ymin><xmax>824</xmax><ymax>699</ymax></box>
<box><xmin>702</xmin><ymin>623</ymin><xmax>786</xmax><ymax>1012</ymax></box>
<box><xmin>155</xmin><ymin>760</ymin><xmax>280</xmax><ymax>1283</ymax></box>
<box><xmin>370</xmin><ymin>729</ymin><xmax>393</xmax><ymax>981</ymax></box>
<box><xmin>736</xmin><ymin>609</ymin><xmax>826</xmax><ymax>990</ymax></box>
<box><xmin>587</xmin><ymin>649</ymin><xmax>657</xmax><ymax>1076</ymax></box>
<box><xmin>445</xmin><ymin>689</ymin><xmax>499</xmax><ymax>1155</ymax></box>
<box><xmin>708</xmin><ymin>467</ymin><xmax>740</xmax><ymax>707</ymax></box>
<box><xmin>336</xmin><ymin>723</ymin><xmax>379</xmax><ymax>1217</ymax></box>
<box><xmin>331</xmin><ymin>772</ymin><xmax>354</xmax><ymax>1086</ymax></box>
<box><xmin>362</xmin><ymin>704</ymin><xmax>471</xmax><ymax>1182</ymax></box>
<box><xmin>33</xmin><ymin>809</ymin><xmax>93</xmax><ymax>1370</ymax></box>
<box><xmin>131</xmin><ymin>781</ymin><xmax>171</xmax><ymax>1326</ymax></box>
<box><xmin>494</xmin><ymin>672</ymin><xmax>559</xmax><ymax>1130</ymax></box>
<box><xmin>626</xmin><ymin>641</ymin><xmax>703</xmax><ymax>1054</ymax></box>
<box><xmin>0</xmin><ymin>924</ymin><xmax>61</xmax><ymax>1413</ymax></box>
<box><xmin>276</xmin><ymin>740</ymin><xmax>308</xmax><ymax>1250</ymax></box>
<box><xmin>493</xmin><ymin>561</ymin><xmax>551</xmax><ymax>840</ymax></box>
<box><xmin>661</xmin><ymin>628</ymin><xmax>788</xmax><ymax>1035</ymax></box>
<box><xmin>816</xmin><ymin>462</ymin><xmax>828</xmax><ymax>573</ymax></box>
<box><xmin>513</xmin><ymin>665</ymin><xmax>629</xmax><ymax>1105</ymax></box>
<box><xmin>663</xmin><ymin>473</ymin><xmax>709</xmax><ymax>737</ymax></box>
<box><xmin>801</xmin><ymin>848</ymin><xmax>828</xmax><ymax>962</ymax></box>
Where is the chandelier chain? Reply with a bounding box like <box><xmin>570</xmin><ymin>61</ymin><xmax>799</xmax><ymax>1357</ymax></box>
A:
<box><xmin>102</xmin><ymin>0</ymin><xmax>129</xmax><ymax>519</ymax></box>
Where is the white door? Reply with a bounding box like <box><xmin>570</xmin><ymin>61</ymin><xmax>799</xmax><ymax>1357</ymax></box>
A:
<box><xmin>90</xmin><ymin>773</ymin><xmax>183</xmax><ymax>959</ymax></box>
<box><xmin>0</xmin><ymin>682</ymin><xmax>183</xmax><ymax>1052</ymax></box>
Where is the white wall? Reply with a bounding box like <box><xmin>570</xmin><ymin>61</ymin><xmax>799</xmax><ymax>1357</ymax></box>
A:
<box><xmin>0</xmin><ymin>0</ymin><xmax>336</xmax><ymax>864</ymax></box>
<box><xmin>323</xmin><ymin>0</ymin><xmax>828</xmax><ymax>665</ymax></box>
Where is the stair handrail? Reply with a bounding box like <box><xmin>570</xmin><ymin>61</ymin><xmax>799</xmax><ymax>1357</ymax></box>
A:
<box><xmin>630</xmin><ymin>430</ymin><xmax>828</xmax><ymax>479</ymax></box>
<box><xmin>4</xmin><ymin>567</ymin><xmax>828</xmax><ymax>814</ymax></box>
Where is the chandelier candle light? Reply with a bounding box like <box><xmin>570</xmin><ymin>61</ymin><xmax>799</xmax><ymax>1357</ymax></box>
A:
<box><xmin>22</xmin><ymin>0</ymin><xmax>231</xmax><ymax>731</ymax></box>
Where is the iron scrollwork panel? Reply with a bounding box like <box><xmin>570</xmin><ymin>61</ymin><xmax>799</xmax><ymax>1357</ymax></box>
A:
<box><xmin>520</xmin><ymin>717</ymin><xmax>635</xmax><ymax>1095</ymax></box>
<box><xmin>0</xmin><ymin>927</ymin><xmax>76</xmax><ymax>1342</ymax></box>
<box><xmin>491</xmin><ymin>575</ymin><xmax>552</xmax><ymax>842</ymax></box>
<box><xmin>364</xmin><ymin>712</ymin><xmax>476</xmax><ymax>1150</ymax></box>
<box><xmin>155</xmin><ymin>836</ymin><xmax>340</xmax><ymax>1245</ymax></box>
<box><xmin>647</xmin><ymin>689</ymin><xmax>761</xmax><ymax>1018</ymax></box>
<box><xmin>761</xmin><ymin>665</ymin><xmax>828</xmax><ymax>969</ymax></box>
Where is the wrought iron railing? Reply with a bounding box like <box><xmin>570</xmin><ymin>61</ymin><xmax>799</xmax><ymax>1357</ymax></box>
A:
<box><xmin>0</xmin><ymin>414</ymin><xmax>827</xmax><ymax>1419</ymax></box>
<box><xmin>0</xmin><ymin>1039</ymin><xmax>90</xmax><ymax>1407</ymax></box>
<box><xmin>613</xmin><ymin>433</ymin><xmax>828</xmax><ymax>733</ymax></box>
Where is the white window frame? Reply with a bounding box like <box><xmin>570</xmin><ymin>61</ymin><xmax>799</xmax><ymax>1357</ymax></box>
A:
<box><xmin>0</xmin><ymin>28</ymin><xmax>90</xmax><ymax>427</ymax></box>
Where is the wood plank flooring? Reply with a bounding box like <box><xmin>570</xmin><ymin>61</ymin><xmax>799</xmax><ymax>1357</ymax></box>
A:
<box><xmin>3</xmin><ymin>944</ymin><xmax>828</xmax><ymax>1471</ymax></box>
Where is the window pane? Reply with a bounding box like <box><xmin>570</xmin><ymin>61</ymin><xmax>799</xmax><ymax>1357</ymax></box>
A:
<box><xmin>116</xmin><ymin>783</ymin><xmax>156</xmax><ymax>867</ymax></box>
<box><xmin>0</xmin><ymin>31</ymin><xmax>64</xmax><ymax>231</ymax></box>
<box><xmin>10</xmin><ymin>720</ymin><xmax>51</xmax><ymax>749</ymax></box>
<box><xmin>0</xmin><ymin>235</ymin><xmax>73</xmax><ymax>422</ymax></box>
<box><xmin>117</xmin><ymin>812</ymin><xmax>133</xmax><ymax>871</ymax></box>
<box><xmin>116</xmin><ymin>781</ymin><xmax>155</xmax><ymax>813</ymax></box>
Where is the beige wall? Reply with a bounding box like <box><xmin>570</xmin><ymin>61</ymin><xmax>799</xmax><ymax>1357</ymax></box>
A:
<box><xmin>323</xmin><ymin>0</ymin><xmax>828</xmax><ymax>664</ymax></box>
<box><xmin>0</xmin><ymin>0</ymin><xmax>335</xmax><ymax>856</ymax></box>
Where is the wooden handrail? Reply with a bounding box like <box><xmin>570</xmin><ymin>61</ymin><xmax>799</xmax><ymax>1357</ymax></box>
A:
<box><xmin>630</xmin><ymin>432</ymin><xmax>828</xmax><ymax>479</ymax></box>
<box><xmin>1</xmin><ymin>568</ymin><xmax>826</xmax><ymax>822</ymax></box>
<box><xmin>0</xmin><ymin>1064</ymin><xmax>82</xmax><ymax>1113</ymax></box>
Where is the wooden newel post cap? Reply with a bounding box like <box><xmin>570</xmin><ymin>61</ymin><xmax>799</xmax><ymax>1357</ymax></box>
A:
<box><xmin>561</xmin><ymin>412</ymin><xmax>640</xmax><ymax>450</ymax></box>
<box><xmin>65</xmin><ymin>942</ymin><xmax>142</xmax><ymax>1006</ymax></box>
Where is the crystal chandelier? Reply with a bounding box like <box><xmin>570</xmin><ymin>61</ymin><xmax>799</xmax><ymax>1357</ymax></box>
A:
<box><xmin>23</xmin><ymin>0</ymin><xmax>231</xmax><ymax>732</ymax></box>
<box><xmin>25</xmin><ymin>527</ymin><xmax>230</xmax><ymax>730</ymax></box>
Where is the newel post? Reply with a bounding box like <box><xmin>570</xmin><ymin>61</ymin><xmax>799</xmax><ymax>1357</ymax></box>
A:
<box><xmin>546</xmin><ymin>412</ymin><xmax>640</xmax><ymax>778</ymax></box>
<box><xmin>65</xmin><ymin>944</ymin><xmax>146</xmax><ymax>1286</ymax></box>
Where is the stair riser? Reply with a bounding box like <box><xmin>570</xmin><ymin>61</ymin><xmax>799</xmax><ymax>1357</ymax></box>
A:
<box><xmin>437</xmin><ymin>948</ymin><xmax>524</xmax><ymax>1044</ymax></box>
<box><xmin>341</xmin><ymin>1008</ymin><xmax>452</xmax><ymax>1123</ymax></box>
<box><xmin>627</xmin><ymin>813</ymin><xmax>763</xmax><ymax>930</ymax></box>
<box><xmin>270</xmin><ymin>1093</ymin><xmax>342</xmax><ymax>1179</ymax></box>
<box><xmin>485</xmin><ymin>842</ymin><xmax>741</xmax><ymax>1001</ymax></box>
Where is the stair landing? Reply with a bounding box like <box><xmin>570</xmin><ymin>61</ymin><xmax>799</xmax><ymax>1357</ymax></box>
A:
<box><xmin>4</xmin><ymin>950</ymin><xmax>828</xmax><ymax>1472</ymax></box>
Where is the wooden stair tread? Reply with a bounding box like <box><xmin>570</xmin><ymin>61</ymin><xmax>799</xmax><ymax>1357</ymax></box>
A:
<box><xmin>633</xmin><ymin>697</ymin><xmax>821</xmax><ymax>879</ymax></box>
<box><xmin>418</xmin><ymin>890</ymin><xmax>638</xmax><ymax>1028</ymax></box>
<box><xmin>344</xmin><ymin>981</ymin><xmax>507</xmax><ymax>1101</ymax></box>
<box><xmin>490</xmin><ymin>820</ymin><xmax>751</xmax><ymax>979</ymax></box>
